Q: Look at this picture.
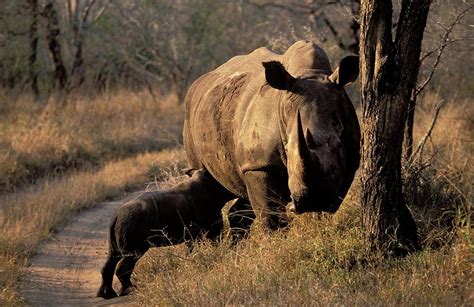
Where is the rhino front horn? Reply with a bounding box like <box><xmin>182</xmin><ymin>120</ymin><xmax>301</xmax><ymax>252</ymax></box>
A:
<box><xmin>296</xmin><ymin>110</ymin><xmax>312</xmax><ymax>163</ymax></box>
<box><xmin>295</xmin><ymin>110</ymin><xmax>322</xmax><ymax>173</ymax></box>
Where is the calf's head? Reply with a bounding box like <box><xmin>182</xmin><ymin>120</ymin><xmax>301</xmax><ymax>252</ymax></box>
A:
<box><xmin>262</xmin><ymin>56</ymin><xmax>359</xmax><ymax>214</ymax></box>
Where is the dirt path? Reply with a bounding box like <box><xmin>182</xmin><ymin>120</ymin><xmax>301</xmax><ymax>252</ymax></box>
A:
<box><xmin>19</xmin><ymin>197</ymin><xmax>138</xmax><ymax>306</ymax></box>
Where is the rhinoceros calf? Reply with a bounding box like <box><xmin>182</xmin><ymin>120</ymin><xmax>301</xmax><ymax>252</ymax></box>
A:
<box><xmin>184</xmin><ymin>40</ymin><xmax>361</xmax><ymax>231</ymax></box>
<box><xmin>96</xmin><ymin>169</ymin><xmax>230</xmax><ymax>299</ymax></box>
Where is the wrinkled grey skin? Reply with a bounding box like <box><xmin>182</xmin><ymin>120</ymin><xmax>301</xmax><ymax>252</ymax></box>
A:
<box><xmin>96</xmin><ymin>169</ymin><xmax>230</xmax><ymax>299</ymax></box>
<box><xmin>184</xmin><ymin>40</ymin><xmax>361</xmax><ymax>229</ymax></box>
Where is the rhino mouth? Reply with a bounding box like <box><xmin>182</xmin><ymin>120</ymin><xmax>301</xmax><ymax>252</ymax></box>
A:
<box><xmin>287</xmin><ymin>194</ymin><xmax>341</xmax><ymax>214</ymax></box>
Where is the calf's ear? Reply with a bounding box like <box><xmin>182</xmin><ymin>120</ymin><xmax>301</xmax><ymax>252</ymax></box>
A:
<box><xmin>262</xmin><ymin>61</ymin><xmax>296</xmax><ymax>91</ymax></box>
<box><xmin>329</xmin><ymin>55</ymin><xmax>359</xmax><ymax>87</ymax></box>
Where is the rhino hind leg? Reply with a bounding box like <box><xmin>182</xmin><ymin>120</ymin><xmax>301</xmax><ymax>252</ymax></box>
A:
<box><xmin>116</xmin><ymin>255</ymin><xmax>140</xmax><ymax>296</ymax></box>
<box><xmin>97</xmin><ymin>251</ymin><xmax>120</xmax><ymax>299</ymax></box>
<box><xmin>97</xmin><ymin>218</ymin><xmax>120</xmax><ymax>299</ymax></box>
<box><xmin>228</xmin><ymin>198</ymin><xmax>255</xmax><ymax>242</ymax></box>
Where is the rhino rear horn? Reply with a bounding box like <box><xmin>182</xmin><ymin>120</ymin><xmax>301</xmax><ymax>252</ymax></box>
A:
<box><xmin>262</xmin><ymin>61</ymin><xmax>296</xmax><ymax>91</ymax></box>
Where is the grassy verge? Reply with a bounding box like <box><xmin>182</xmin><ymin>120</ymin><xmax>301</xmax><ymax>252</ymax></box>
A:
<box><xmin>131</xmin><ymin>95</ymin><xmax>472</xmax><ymax>305</ymax></box>
<box><xmin>0</xmin><ymin>149</ymin><xmax>186</xmax><ymax>305</ymax></box>
<box><xmin>0</xmin><ymin>90</ymin><xmax>183</xmax><ymax>194</ymax></box>
<box><xmin>134</xmin><ymin>204</ymin><xmax>471</xmax><ymax>305</ymax></box>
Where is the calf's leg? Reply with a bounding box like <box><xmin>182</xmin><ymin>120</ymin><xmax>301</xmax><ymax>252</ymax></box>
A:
<box><xmin>116</xmin><ymin>255</ymin><xmax>140</xmax><ymax>296</ymax></box>
<box><xmin>205</xmin><ymin>214</ymin><xmax>225</xmax><ymax>243</ymax></box>
<box><xmin>97</xmin><ymin>252</ymin><xmax>120</xmax><ymax>299</ymax></box>
<box><xmin>228</xmin><ymin>198</ymin><xmax>255</xmax><ymax>242</ymax></box>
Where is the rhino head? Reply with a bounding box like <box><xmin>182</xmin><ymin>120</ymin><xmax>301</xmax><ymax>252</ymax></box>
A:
<box><xmin>262</xmin><ymin>56</ymin><xmax>359</xmax><ymax>214</ymax></box>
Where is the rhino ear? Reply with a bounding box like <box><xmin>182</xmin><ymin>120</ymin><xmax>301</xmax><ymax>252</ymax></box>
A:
<box><xmin>262</xmin><ymin>61</ymin><xmax>296</xmax><ymax>90</ymax></box>
<box><xmin>329</xmin><ymin>55</ymin><xmax>359</xmax><ymax>87</ymax></box>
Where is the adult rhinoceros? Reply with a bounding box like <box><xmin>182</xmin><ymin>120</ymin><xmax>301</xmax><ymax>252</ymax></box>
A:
<box><xmin>183</xmin><ymin>40</ymin><xmax>360</xmax><ymax>230</ymax></box>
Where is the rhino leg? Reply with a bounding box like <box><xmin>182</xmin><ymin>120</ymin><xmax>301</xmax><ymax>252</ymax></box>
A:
<box><xmin>116</xmin><ymin>255</ymin><xmax>140</xmax><ymax>296</ymax></box>
<box><xmin>244</xmin><ymin>171</ymin><xmax>290</xmax><ymax>230</ymax></box>
<box><xmin>228</xmin><ymin>198</ymin><xmax>255</xmax><ymax>241</ymax></box>
<box><xmin>205</xmin><ymin>213</ymin><xmax>225</xmax><ymax>242</ymax></box>
<box><xmin>97</xmin><ymin>252</ymin><xmax>120</xmax><ymax>299</ymax></box>
<box><xmin>97</xmin><ymin>218</ymin><xmax>120</xmax><ymax>299</ymax></box>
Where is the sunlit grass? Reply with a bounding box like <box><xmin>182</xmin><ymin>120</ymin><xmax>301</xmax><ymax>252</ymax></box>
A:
<box><xmin>134</xmin><ymin>211</ymin><xmax>471</xmax><ymax>305</ymax></box>
<box><xmin>0</xmin><ymin>90</ymin><xmax>184</xmax><ymax>193</ymax></box>
<box><xmin>131</xmin><ymin>93</ymin><xmax>473</xmax><ymax>305</ymax></box>
<box><xmin>0</xmin><ymin>91</ymin><xmax>472</xmax><ymax>305</ymax></box>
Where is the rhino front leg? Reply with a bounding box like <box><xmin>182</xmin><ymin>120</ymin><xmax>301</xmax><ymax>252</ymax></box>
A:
<box><xmin>244</xmin><ymin>171</ymin><xmax>290</xmax><ymax>230</ymax></box>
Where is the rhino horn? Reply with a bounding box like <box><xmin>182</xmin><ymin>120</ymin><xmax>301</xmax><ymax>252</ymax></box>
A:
<box><xmin>296</xmin><ymin>111</ymin><xmax>322</xmax><ymax>173</ymax></box>
<box><xmin>296</xmin><ymin>110</ymin><xmax>312</xmax><ymax>164</ymax></box>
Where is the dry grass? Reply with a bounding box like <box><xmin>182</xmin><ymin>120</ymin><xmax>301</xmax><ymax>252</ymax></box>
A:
<box><xmin>0</xmin><ymin>89</ymin><xmax>185</xmax><ymax>305</ymax></box>
<box><xmin>407</xmin><ymin>93</ymin><xmax>473</xmax><ymax>248</ymax></box>
<box><xmin>0</xmin><ymin>90</ymin><xmax>184</xmax><ymax>193</ymax></box>
<box><xmin>130</xmin><ymin>93</ymin><xmax>473</xmax><ymax>305</ymax></box>
<box><xmin>134</xmin><ymin>207</ymin><xmax>471</xmax><ymax>305</ymax></box>
<box><xmin>0</xmin><ymin>90</ymin><xmax>472</xmax><ymax>305</ymax></box>
<box><xmin>0</xmin><ymin>148</ymin><xmax>186</xmax><ymax>305</ymax></box>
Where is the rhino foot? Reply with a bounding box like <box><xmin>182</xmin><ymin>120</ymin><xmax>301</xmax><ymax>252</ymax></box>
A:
<box><xmin>96</xmin><ymin>284</ymin><xmax>118</xmax><ymax>299</ymax></box>
<box><xmin>118</xmin><ymin>285</ymin><xmax>136</xmax><ymax>296</ymax></box>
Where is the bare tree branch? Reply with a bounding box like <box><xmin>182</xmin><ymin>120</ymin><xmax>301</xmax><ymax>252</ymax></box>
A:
<box><xmin>90</xmin><ymin>4</ymin><xmax>107</xmax><ymax>25</ymax></box>
<box><xmin>408</xmin><ymin>99</ymin><xmax>447</xmax><ymax>167</ymax></box>
<box><xmin>245</xmin><ymin>0</ymin><xmax>359</xmax><ymax>53</ymax></box>
<box><xmin>415</xmin><ymin>5</ymin><xmax>472</xmax><ymax>96</ymax></box>
<box><xmin>322</xmin><ymin>12</ymin><xmax>348</xmax><ymax>50</ymax></box>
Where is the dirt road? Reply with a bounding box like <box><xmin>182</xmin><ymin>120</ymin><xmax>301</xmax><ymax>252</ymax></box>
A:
<box><xmin>19</xmin><ymin>197</ymin><xmax>137</xmax><ymax>306</ymax></box>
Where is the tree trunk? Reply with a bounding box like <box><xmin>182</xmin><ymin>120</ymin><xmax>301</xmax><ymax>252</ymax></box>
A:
<box><xmin>28</xmin><ymin>0</ymin><xmax>39</xmax><ymax>97</ymax></box>
<box><xmin>44</xmin><ymin>1</ymin><xmax>68</xmax><ymax>90</ymax></box>
<box><xmin>69</xmin><ymin>0</ymin><xmax>91</xmax><ymax>89</ymax></box>
<box><xmin>70</xmin><ymin>33</ymin><xmax>85</xmax><ymax>88</ymax></box>
<box><xmin>359</xmin><ymin>0</ymin><xmax>431</xmax><ymax>255</ymax></box>
<box><xmin>403</xmin><ymin>95</ymin><xmax>416</xmax><ymax>162</ymax></box>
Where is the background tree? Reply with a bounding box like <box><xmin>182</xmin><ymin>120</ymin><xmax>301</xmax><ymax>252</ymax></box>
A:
<box><xmin>43</xmin><ymin>0</ymin><xmax>68</xmax><ymax>90</ymax></box>
<box><xmin>402</xmin><ymin>3</ymin><xmax>472</xmax><ymax>163</ymax></box>
<box><xmin>27</xmin><ymin>0</ymin><xmax>39</xmax><ymax>97</ymax></box>
<box><xmin>0</xmin><ymin>0</ymin><xmax>471</xmax><ymax>103</ymax></box>
<box><xmin>246</xmin><ymin>0</ymin><xmax>360</xmax><ymax>54</ymax></box>
<box><xmin>64</xmin><ymin>0</ymin><xmax>107</xmax><ymax>90</ymax></box>
<box><xmin>358</xmin><ymin>0</ymin><xmax>432</xmax><ymax>255</ymax></box>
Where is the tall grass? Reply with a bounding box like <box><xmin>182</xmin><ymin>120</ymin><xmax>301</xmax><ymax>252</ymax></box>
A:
<box><xmin>134</xmin><ymin>207</ymin><xmax>471</xmax><ymax>305</ymax></box>
<box><xmin>0</xmin><ymin>90</ymin><xmax>184</xmax><ymax>193</ymax></box>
